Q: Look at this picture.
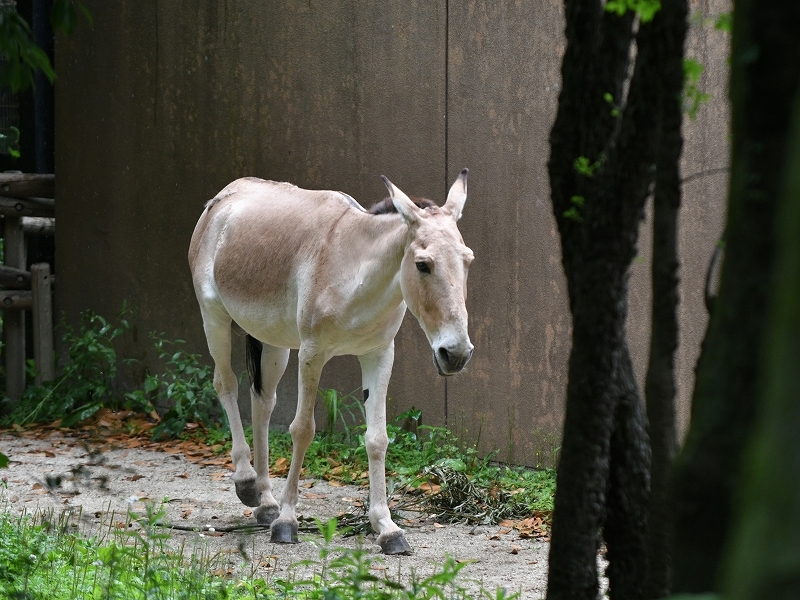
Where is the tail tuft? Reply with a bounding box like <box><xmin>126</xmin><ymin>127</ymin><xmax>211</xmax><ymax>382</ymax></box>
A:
<box><xmin>246</xmin><ymin>335</ymin><xmax>263</xmax><ymax>395</ymax></box>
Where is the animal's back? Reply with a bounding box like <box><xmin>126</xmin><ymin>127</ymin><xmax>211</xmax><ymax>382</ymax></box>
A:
<box><xmin>189</xmin><ymin>178</ymin><xmax>359</xmax><ymax>346</ymax></box>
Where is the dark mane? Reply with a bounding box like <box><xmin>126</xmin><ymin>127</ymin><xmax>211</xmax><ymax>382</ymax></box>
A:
<box><xmin>368</xmin><ymin>196</ymin><xmax>438</xmax><ymax>215</ymax></box>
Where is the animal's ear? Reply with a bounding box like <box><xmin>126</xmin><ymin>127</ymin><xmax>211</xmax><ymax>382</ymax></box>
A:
<box><xmin>381</xmin><ymin>176</ymin><xmax>422</xmax><ymax>226</ymax></box>
<box><xmin>444</xmin><ymin>168</ymin><xmax>468</xmax><ymax>221</ymax></box>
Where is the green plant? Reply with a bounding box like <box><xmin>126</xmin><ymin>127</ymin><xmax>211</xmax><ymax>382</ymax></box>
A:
<box><xmin>319</xmin><ymin>386</ymin><xmax>364</xmax><ymax>440</ymax></box>
<box><xmin>2</xmin><ymin>309</ymin><xmax>131</xmax><ymax>428</ymax></box>
<box><xmin>0</xmin><ymin>0</ymin><xmax>91</xmax><ymax>93</ymax></box>
<box><xmin>0</xmin><ymin>505</ymin><xmax>239</xmax><ymax>599</ymax></box>
<box><xmin>683</xmin><ymin>57</ymin><xmax>711</xmax><ymax>120</ymax></box>
<box><xmin>127</xmin><ymin>335</ymin><xmax>219</xmax><ymax>440</ymax></box>
<box><xmin>291</xmin><ymin>518</ymin><xmax>506</xmax><ymax>600</ymax></box>
<box><xmin>0</xmin><ymin>125</ymin><xmax>21</xmax><ymax>159</ymax></box>
<box><xmin>604</xmin><ymin>0</ymin><xmax>661</xmax><ymax>22</ymax></box>
<box><xmin>603</xmin><ymin>92</ymin><xmax>621</xmax><ymax>118</ymax></box>
<box><xmin>563</xmin><ymin>195</ymin><xmax>586</xmax><ymax>223</ymax></box>
<box><xmin>228</xmin><ymin>406</ymin><xmax>557</xmax><ymax>527</ymax></box>
<box><xmin>0</xmin><ymin>509</ymin><xmax>518</xmax><ymax>599</ymax></box>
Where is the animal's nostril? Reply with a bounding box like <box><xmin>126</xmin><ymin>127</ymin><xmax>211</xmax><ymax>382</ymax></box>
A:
<box><xmin>438</xmin><ymin>347</ymin><xmax>451</xmax><ymax>366</ymax></box>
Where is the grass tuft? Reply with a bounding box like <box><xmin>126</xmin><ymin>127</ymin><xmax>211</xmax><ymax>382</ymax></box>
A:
<box><xmin>0</xmin><ymin>506</ymin><xmax>522</xmax><ymax>599</ymax></box>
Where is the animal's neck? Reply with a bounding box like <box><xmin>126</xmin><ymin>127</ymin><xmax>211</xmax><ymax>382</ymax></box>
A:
<box><xmin>345</xmin><ymin>214</ymin><xmax>408</xmax><ymax>313</ymax></box>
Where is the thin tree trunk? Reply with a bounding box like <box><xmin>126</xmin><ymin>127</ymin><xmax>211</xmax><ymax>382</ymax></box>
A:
<box><xmin>547</xmin><ymin>259</ymin><xmax>630</xmax><ymax>600</ymax></box>
<box><xmin>643</xmin><ymin>2</ymin><xmax>686</xmax><ymax>596</ymax></box>
<box><xmin>604</xmin><ymin>345</ymin><xmax>651</xmax><ymax>599</ymax></box>
<box><xmin>643</xmin><ymin>189</ymin><xmax>679</xmax><ymax>598</ymax></box>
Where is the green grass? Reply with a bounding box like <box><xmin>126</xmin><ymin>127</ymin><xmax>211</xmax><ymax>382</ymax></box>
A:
<box><xmin>0</xmin><ymin>506</ymin><xmax>237</xmax><ymax>599</ymax></box>
<box><xmin>0</xmin><ymin>507</ymin><xmax>519</xmax><ymax>599</ymax></box>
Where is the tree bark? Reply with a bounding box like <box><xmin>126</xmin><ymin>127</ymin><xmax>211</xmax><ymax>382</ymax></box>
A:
<box><xmin>671</xmin><ymin>0</ymin><xmax>800</xmax><ymax>593</ymax></box>
<box><xmin>643</xmin><ymin>1</ymin><xmax>687</xmax><ymax>597</ymax></box>
<box><xmin>604</xmin><ymin>347</ymin><xmax>651</xmax><ymax>599</ymax></box>
<box><xmin>546</xmin><ymin>2</ymin><xmax>687</xmax><ymax>598</ymax></box>
<box><xmin>723</xmin><ymin>84</ymin><xmax>800</xmax><ymax>600</ymax></box>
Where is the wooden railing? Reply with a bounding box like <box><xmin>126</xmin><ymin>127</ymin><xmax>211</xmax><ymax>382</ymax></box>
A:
<box><xmin>0</xmin><ymin>173</ymin><xmax>55</xmax><ymax>399</ymax></box>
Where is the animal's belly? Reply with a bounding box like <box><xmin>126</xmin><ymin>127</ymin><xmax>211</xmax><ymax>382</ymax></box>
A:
<box><xmin>222</xmin><ymin>298</ymin><xmax>302</xmax><ymax>349</ymax></box>
<box><xmin>220</xmin><ymin>292</ymin><xmax>407</xmax><ymax>356</ymax></box>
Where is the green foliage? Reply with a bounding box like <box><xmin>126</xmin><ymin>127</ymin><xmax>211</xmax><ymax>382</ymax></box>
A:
<box><xmin>605</xmin><ymin>0</ymin><xmax>661</xmax><ymax>23</ymax></box>
<box><xmin>1</xmin><ymin>309</ymin><xmax>219</xmax><ymax>440</ymax></box>
<box><xmin>0</xmin><ymin>1</ymin><xmax>91</xmax><ymax>93</ymax></box>
<box><xmin>714</xmin><ymin>12</ymin><xmax>732</xmax><ymax>32</ymax></box>
<box><xmin>563</xmin><ymin>196</ymin><xmax>586</xmax><ymax>223</ymax></box>
<box><xmin>0</xmin><ymin>510</ymin><xmax>516</xmax><ymax>599</ymax></box>
<box><xmin>0</xmin><ymin>126</ymin><xmax>21</xmax><ymax>159</ymax></box>
<box><xmin>126</xmin><ymin>335</ymin><xmax>219</xmax><ymax>440</ymax></box>
<box><xmin>692</xmin><ymin>11</ymin><xmax>732</xmax><ymax>33</ymax></box>
<box><xmin>683</xmin><ymin>58</ymin><xmax>711</xmax><ymax>120</ymax></box>
<box><xmin>0</xmin><ymin>506</ymin><xmax>236</xmax><ymax>598</ymax></box>
<box><xmin>319</xmin><ymin>387</ymin><xmax>364</xmax><ymax>439</ymax></box>
<box><xmin>0</xmin><ymin>6</ymin><xmax>54</xmax><ymax>92</ymax></box>
<box><xmin>50</xmin><ymin>0</ymin><xmax>93</xmax><ymax>35</ymax></box>
<box><xmin>287</xmin><ymin>518</ymin><xmax>515</xmax><ymax>599</ymax></box>
<box><xmin>573</xmin><ymin>156</ymin><xmax>598</xmax><ymax>178</ymax></box>
<box><xmin>0</xmin><ymin>451</ymin><xmax>7</xmax><ymax>468</ymax></box>
<box><xmin>563</xmin><ymin>154</ymin><xmax>601</xmax><ymax>223</ymax></box>
<box><xmin>603</xmin><ymin>92</ymin><xmax>621</xmax><ymax>118</ymax></box>
<box><xmin>1</xmin><ymin>309</ymin><xmax>130</xmax><ymax>428</ymax></box>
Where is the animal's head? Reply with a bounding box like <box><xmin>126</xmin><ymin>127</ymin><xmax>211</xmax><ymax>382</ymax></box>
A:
<box><xmin>381</xmin><ymin>169</ymin><xmax>474</xmax><ymax>376</ymax></box>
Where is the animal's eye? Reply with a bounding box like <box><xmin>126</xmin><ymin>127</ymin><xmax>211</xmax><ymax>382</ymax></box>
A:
<box><xmin>416</xmin><ymin>261</ymin><xmax>431</xmax><ymax>274</ymax></box>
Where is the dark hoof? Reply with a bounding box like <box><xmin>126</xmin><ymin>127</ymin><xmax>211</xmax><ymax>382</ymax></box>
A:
<box><xmin>234</xmin><ymin>479</ymin><xmax>261</xmax><ymax>507</ymax></box>
<box><xmin>254</xmin><ymin>504</ymin><xmax>280</xmax><ymax>525</ymax></box>
<box><xmin>379</xmin><ymin>531</ymin><xmax>412</xmax><ymax>555</ymax></box>
<box><xmin>270</xmin><ymin>520</ymin><xmax>299</xmax><ymax>544</ymax></box>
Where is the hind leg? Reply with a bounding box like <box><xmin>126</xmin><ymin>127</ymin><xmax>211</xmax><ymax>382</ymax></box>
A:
<box><xmin>251</xmin><ymin>343</ymin><xmax>290</xmax><ymax>525</ymax></box>
<box><xmin>201</xmin><ymin>311</ymin><xmax>259</xmax><ymax>506</ymax></box>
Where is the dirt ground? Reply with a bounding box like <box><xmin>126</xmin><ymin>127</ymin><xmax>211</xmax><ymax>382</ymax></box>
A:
<box><xmin>0</xmin><ymin>426</ymin><xmax>597</xmax><ymax>599</ymax></box>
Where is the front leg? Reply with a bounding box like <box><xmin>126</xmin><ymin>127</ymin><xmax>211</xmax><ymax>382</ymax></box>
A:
<box><xmin>359</xmin><ymin>342</ymin><xmax>412</xmax><ymax>555</ymax></box>
<box><xmin>270</xmin><ymin>345</ymin><xmax>327</xmax><ymax>544</ymax></box>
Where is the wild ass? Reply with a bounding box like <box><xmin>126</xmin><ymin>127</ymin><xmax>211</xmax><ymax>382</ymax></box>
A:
<box><xmin>188</xmin><ymin>171</ymin><xmax>474</xmax><ymax>554</ymax></box>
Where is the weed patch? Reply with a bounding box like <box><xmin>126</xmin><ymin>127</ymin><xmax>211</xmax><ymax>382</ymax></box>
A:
<box><xmin>1</xmin><ymin>310</ymin><xmax>132</xmax><ymax>428</ymax></box>
<box><xmin>125</xmin><ymin>335</ymin><xmax>219</xmax><ymax>440</ymax></box>
<box><xmin>0</xmin><ymin>506</ymin><xmax>520</xmax><ymax>599</ymax></box>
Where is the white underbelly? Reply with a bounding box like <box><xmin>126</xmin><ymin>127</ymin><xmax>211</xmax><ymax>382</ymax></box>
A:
<box><xmin>222</xmin><ymin>298</ymin><xmax>302</xmax><ymax>349</ymax></box>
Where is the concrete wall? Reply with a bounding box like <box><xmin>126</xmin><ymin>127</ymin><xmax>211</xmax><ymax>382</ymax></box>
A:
<box><xmin>55</xmin><ymin>1</ymin><xmax>729</xmax><ymax>467</ymax></box>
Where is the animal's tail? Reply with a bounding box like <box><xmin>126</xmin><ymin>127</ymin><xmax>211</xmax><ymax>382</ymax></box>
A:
<box><xmin>246</xmin><ymin>334</ymin><xmax>263</xmax><ymax>395</ymax></box>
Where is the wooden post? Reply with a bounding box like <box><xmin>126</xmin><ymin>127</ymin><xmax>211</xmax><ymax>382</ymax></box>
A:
<box><xmin>3</xmin><ymin>215</ymin><xmax>26</xmax><ymax>399</ymax></box>
<box><xmin>31</xmin><ymin>263</ymin><xmax>54</xmax><ymax>385</ymax></box>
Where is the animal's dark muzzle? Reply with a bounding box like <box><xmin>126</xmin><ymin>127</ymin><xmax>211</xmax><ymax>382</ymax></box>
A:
<box><xmin>433</xmin><ymin>346</ymin><xmax>473</xmax><ymax>376</ymax></box>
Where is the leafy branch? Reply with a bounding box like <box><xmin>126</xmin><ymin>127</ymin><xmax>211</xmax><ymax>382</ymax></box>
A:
<box><xmin>605</xmin><ymin>0</ymin><xmax>662</xmax><ymax>23</ymax></box>
<box><xmin>0</xmin><ymin>0</ymin><xmax>91</xmax><ymax>93</ymax></box>
<box><xmin>683</xmin><ymin>58</ymin><xmax>711</xmax><ymax>120</ymax></box>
